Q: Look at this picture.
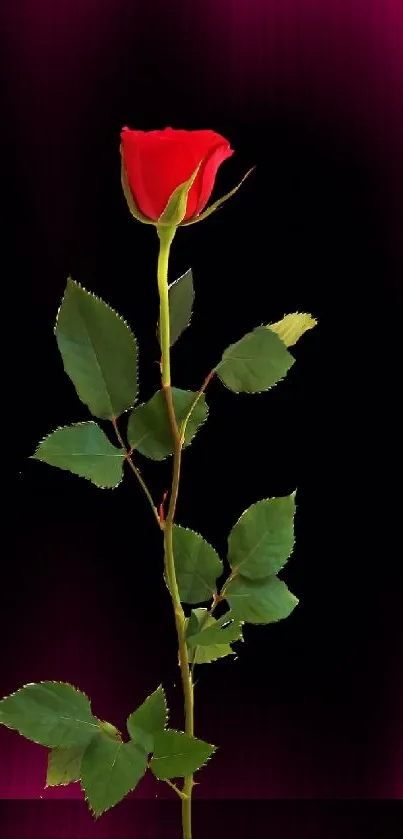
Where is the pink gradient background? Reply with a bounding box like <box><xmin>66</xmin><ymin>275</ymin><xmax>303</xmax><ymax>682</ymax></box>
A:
<box><xmin>3</xmin><ymin>0</ymin><xmax>402</xmax><ymax>255</ymax></box>
<box><xmin>1</xmin><ymin>0</ymin><xmax>403</xmax><ymax>832</ymax></box>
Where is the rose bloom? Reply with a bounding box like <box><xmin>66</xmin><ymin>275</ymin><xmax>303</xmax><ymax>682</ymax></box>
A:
<box><xmin>120</xmin><ymin>127</ymin><xmax>234</xmax><ymax>223</ymax></box>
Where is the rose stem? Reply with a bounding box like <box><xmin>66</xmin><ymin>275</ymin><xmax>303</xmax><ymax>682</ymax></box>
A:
<box><xmin>157</xmin><ymin>223</ymin><xmax>195</xmax><ymax>839</ymax></box>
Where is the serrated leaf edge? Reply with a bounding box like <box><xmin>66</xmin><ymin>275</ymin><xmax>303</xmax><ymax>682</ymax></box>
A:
<box><xmin>128</xmin><ymin>389</ymin><xmax>209</xmax><ymax>463</ymax></box>
<box><xmin>54</xmin><ymin>277</ymin><xmax>139</xmax><ymax>419</ymax></box>
<box><xmin>267</xmin><ymin>312</ymin><xmax>318</xmax><ymax>347</ymax></box>
<box><xmin>0</xmin><ymin>681</ymin><xmax>99</xmax><ymax>747</ymax></box>
<box><xmin>173</xmin><ymin>523</ymin><xmax>224</xmax><ymax>602</ymax></box>
<box><xmin>0</xmin><ymin>679</ymin><xmax>92</xmax><ymax>707</ymax></box>
<box><xmin>215</xmin><ymin>324</ymin><xmax>295</xmax><ymax>394</ymax></box>
<box><xmin>126</xmin><ymin>684</ymin><xmax>169</xmax><ymax>743</ymax></box>
<box><xmin>81</xmin><ymin>737</ymin><xmax>148</xmax><ymax>819</ymax></box>
<box><xmin>227</xmin><ymin>492</ymin><xmax>297</xmax><ymax>578</ymax></box>
<box><xmin>193</xmin><ymin>646</ymin><xmax>236</xmax><ymax>664</ymax></box>
<box><xmin>45</xmin><ymin>745</ymin><xmax>85</xmax><ymax>788</ymax></box>
<box><xmin>150</xmin><ymin>729</ymin><xmax>217</xmax><ymax>779</ymax></box>
<box><xmin>185</xmin><ymin>610</ymin><xmax>238</xmax><ymax>664</ymax></box>
<box><xmin>187</xmin><ymin>616</ymin><xmax>244</xmax><ymax>649</ymax></box>
<box><xmin>225</xmin><ymin>578</ymin><xmax>300</xmax><ymax>625</ymax></box>
<box><xmin>173</xmin><ymin>523</ymin><xmax>220</xmax><ymax>552</ymax></box>
<box><xmin>30</xmin><ymin>421</ymin><xmax>125</xmax><ymax>490</ymax></box>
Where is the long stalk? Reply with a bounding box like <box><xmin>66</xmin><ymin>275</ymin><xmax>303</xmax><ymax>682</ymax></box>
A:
<box><xmin>157</xmin><ymin>224</ymin><xmax>194</xmax><ymax>839</ymax></box>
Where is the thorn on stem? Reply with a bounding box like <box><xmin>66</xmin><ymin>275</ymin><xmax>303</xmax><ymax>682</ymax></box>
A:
<box><xmin>159</xmin><ymin>490</ymin><xmax>168</xmax><ymax>524</ymax></box>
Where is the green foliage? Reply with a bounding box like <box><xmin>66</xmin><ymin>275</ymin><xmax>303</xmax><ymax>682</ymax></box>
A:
<box><xmin>0</xmin><ymin>682</ymin><xmax>99</xmax><ymax>748</ymax></box>
<box><xmin>186</xmin><ymin>609</ymin><xmax>242</xmax><ymax>647</ymax></box>
<box><xmin>225</xmin><ymin>575</ymin><xmax>298</xmax><ymax>624</ymax></box>
<box><xmin>150</xmin><ymin>729</ymin><xmax>215</xmax><ymax>780</ymax></box>
<box><xmin>228</xmin><ymin>495</ymin><xmax>296</xmax><ymax>579</ymax></box>
<box><xmin>221</xmin><ymin>493</ymin><xmax>298</xmax><ymax>624</ymax></box>
<box><xmin>97</xmin><ymin>720</ymin><xmax>121</xmax><ymax>739</ymax></box>
<box><xmin>191</xmin><ymin>643</ymin><xmax>234</xmax><ymax>665</ymax></box>
<box><xmin>172</xmin><ymin>526</ymin><xmax>223</xmax><ymax>604</ymax></box>
<box><xmin>127</xmin><ymin>686</ymin><xmax>168</xmax><ymax>753</ymax></box>
<box><xmin>268</xmin><ymin>312</ymin><xmax>317</xmax><ymax>347</ymax></box>
<box><xmin>46</xmin><ymin>745</ymin><xmax>85</xmax><ymax>786</ymax></box>
<box><xmin>55</xmin><ymin>278</ymin><xmax>138</xmax><ymax>420</ymax></box>
<box><xmin>31</xmin><ymin>422</ymin><xmax>125</xmax><ymax>488</ymax></box>
<box><xmin>127</xmin><ymin>388</ymin><xmax>208</xmax><ymax>460</ymax></box>
<box><xmin>186</xmin><ymin>608</ymin><xmax>241</xmax><ymax>665</ymax></box>
<box><xmin>157</xmin><ymin>269</ymin><xmax>194</xmax><ymax>348</ymax></box>
<box><xmin>81</xmin><ymin>733</ymin><xmax>148</xmax><ymax>817</ymax></box>
<box><xmin>215</xmin><ymin>325</ymin><xmax>294</xmax><ymax>393</ymax></box>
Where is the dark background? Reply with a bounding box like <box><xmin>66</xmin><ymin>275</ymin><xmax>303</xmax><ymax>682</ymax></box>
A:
<box><xmin>1</xmin><ymin>0</ymin><xmax>402</xmax><ymax>837</ymax></box>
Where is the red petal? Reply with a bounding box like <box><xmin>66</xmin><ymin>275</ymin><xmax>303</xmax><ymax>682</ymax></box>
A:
<box><xmin>186</xmin><ymin>143</ymin><xmax>234</xmax><ymax>219</ymax></box>
<box><xmin>120</xmin><ymin>128</ymin><xmax>233</xmax><ymax>222</ymax></box>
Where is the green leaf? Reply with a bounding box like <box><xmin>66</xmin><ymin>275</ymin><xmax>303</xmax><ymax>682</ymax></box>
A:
<box><xmin>225</xmin><ymin>575</ymin><xmax>298</xmax><ymax>624</ymax></box>
<box><xmin>127</xmin><ymin>686</ymin><xmax>168</xmax><ymax>753</ymax></box>
<box><xmin>31</xmin><ymin>422</ymin><xmax>125</xmax><ymax>489</ymax></box>
<box><xmin>267</xmin><ymin>312</ymin><xmax>317</xmax><ymax>347</ymax></box>
<box><xmin>186</xmin><ymin>607</ymin><xmax>209</xmax><ymax>636</ymax></box>
<box><xmin>215</xmin><ymin>325</ymin><xmax>294</xmax><ymax>393</ymax></box>
<box><xmin>192</xmin><ymin>644</ymin><xmax>235</xmax><ymax>664</ymax></box>
<box><xmin>55</xmin><ymin>278</ymin><xmax>138</xmax><ymax>420</ymax></box>
<box><xmin>46</xmin><ymin>745</ymin><xmax>85</xmax><ymax>786</ymax></box>
<box><xmin>157</xmin><ymin>269</ymin><xmax>194</xmax><ymax>348</ymax></box>
<box><xmin>185</xmin><ymin>609</ymin><xmax>240</xmax><ymax>665</ymax></box>
<box><xmin>0</xmin><ymin>682</ymin><xmax>99</xmax><ymax>748</ymax></box>
<box><xmin>81</xmin><ymin>733</ymin><xmax>147</xmax><ymax>818</ymax></box>
<box><xmin>181</xmin><ymin>167</ymin><xmax>255</xmax><ymax>226</ymax></box>
<box><xmin>127</xmin><ymin>388</ymin><xmax>208</xmax><ymax>461</ymax></box>
<box><xmin>97</xmin><ymin>720</ymin><xmax>122</xmax><ymax>740</ymax></box>
<box><xmin>228</xmin><ymin>494</ymin><xmax>296</xmax><ymax>580</ymax></box>
<box><xmin>186</xmin><ymin>610</ymin><xmax>243</xmax><ymax>647</ymax></box>
<box><xmin>150</xmin><ymin>730</ymin><xmax>215</xmax><ymax>780</ymax></box>
<box><xmin>157</xmin><ymin>164</ymin><xmax>201</xmax><ymax>227</ymax></box>
<box><xmin>172</xmin><ymin>526</ymin><xmax>223</xmax><ymax>604</ymax></box>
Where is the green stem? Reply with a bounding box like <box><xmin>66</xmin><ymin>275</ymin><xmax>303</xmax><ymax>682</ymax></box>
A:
<box><xmin>164</xmin><ymin>778</ymin><xmax>190</xmax><ymax>802</ymax></box>
<box><xmin>112</xmin><ymin>417</ymin><xmax>162</xmax><ymax>529</ymax></box>
<box><xmin>157</xmin><ymin>226</ymin><xmax>175</xmax><ymax>388</ymax></box>
<box><xmin>157</xmin><ymin>224</ymin><xmax>194</xmax><ymax>839</ymax></box>
<box><xmin>178</xmin><ymin>370</ymin><xmax>215</xmax><ymax>444</ymax></box>
<box><xmin>146</xmin><ymin>762</ymin><xmax>189</xmax><ymax>802</ymax></box>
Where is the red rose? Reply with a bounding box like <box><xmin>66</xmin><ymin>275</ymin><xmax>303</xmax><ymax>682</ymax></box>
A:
<box><xmin>120</xmin><ymin>127</ymin><xmax>234</xmax><ymax>224</ymax></box>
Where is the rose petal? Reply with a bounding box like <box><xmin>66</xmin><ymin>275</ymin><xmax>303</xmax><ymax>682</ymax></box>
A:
<box><xmin>120</xmin><ymin>128</ymin><xmax>234</xmax><ymax>222</ymax></box>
